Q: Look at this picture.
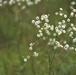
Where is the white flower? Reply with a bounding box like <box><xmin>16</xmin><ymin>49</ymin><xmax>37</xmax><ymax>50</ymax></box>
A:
<box><xmin>71</xmin><ymin>1</ymin><xmax>76</xmax><ymax>5</ymax></box>
<box><xmin>73</xmin><ymin>9</ymin><xmax>76</xmax><ymax>12</ymax></box>
<box><xmin>37</xmin><ymin>34</ymin><xmax>40</xmax><ymax>37</ymax></box>
<box><xmin>64</xmin><ymin>14</ymin><xmax>67</xmax><ymax>18</ymax></box>
<box><xmin>62</xmin><ymin>30</ymin><xmax>66</xmax><ymax>33</ymax></box>
<box><xmin>73</xmin><ymin>27</ymin><xmax>76</xmax><ymax>31</ymax></box>
<box><xmin>64</xmin><ymin>44</ymin><xmax>69</xmax><ymax>50</ymax></box>
<box><xmin>69</xmin><ymin>47</ymin><xmax>74</xmax><ymax>50</ymax></box>
<box><xmin>27</xmin><ymin>1</ymin><xmax>33</xmax><ymax>6</ymax></box>
<box><xmin>69</xmin><ymin>32</ymin><xmax>73</xmax><ymax>37</ymax></box>
<box><xmin>55</xmin><ymin>12</ymin><xmax>58</xmax><ymax>15</ymax></box>
<box><xmin>9</xmin><ymin>0</ymin><xmax>14</xmax><ymax>5</ymax></box>
<box><xmin>24</xmin><ymin>58</ymin><xmax>27</xmax><ymax>62</ymax></box>
<box><xmin>40</xmin><ymin>32</ymin><xmax>43</xmax><ymax>36</ymax></box>
<box><xmin>50</xmin><ymin>25</ymin><xmax>54</xmax><ymax>30</ymax></box>
<box><xmin>41</xmin><ymin>14</ymin><xmax>49</xmax><ymax>20</ymax></box>
<box><xmin>53</xmin><ymin>32</ymin><xmax>57</xmax><ymax>36</ymax></box>
<box><xmin>75</xmin><ymin>48</ymin><xmax>76</xmax><ymax>51</ymax></box>
<box><xmin>45</xmin><ymin>19</ymin><xmax>49</xmax><ymax>22</ymax></box>
<box><xmin>67</xmin><ymin>18</ymin><xmax>70</xmax><ymax>22</ymax></box>
<box><xmin>36</xmin><ymin>16</ymin><xmax>39</xmax><ymax>20</ymax></box>
<box><xmin>62</xmin><ymin>24</ymin><xmax>66</xmax><ymax>28</ymax></box>
<box><xmin>59</xmin><ymin>13</ymin><xmax>63</xmax><ymax>16</ymax></box>
<box><xmin>37</xmin><ymin>25</ymin><xmax>40</xmax><ymax>28</ymax></box>
<box><xmin>43</xmin><ymin>37</ymin><xmax>46</xmax><ymax>40</ymax></box>
<box><xmin>21</xmin><ymin>6</ymin><xmax>26</xmax><ymax>10</ymax></box>
<box><xmin>46</xmin><ymin>30</ymin><xmax>50</xmax><ymax>35</ymax></box>
<box><xmin>63</xmin><ymin>41</ymin><xmax>67</xmax><ymax>44</ymax></box>
<box><xmin>60</xmin><ymin>8</ymin><xmax>63</xmax><ymax>11</ymax></box>
<box><xmin>33</xmin><ymin>52</ymin><xmax>38</xmax><ymax>57</ymax></box>
<box><xmin>27</xmin><ymin>55</ymin><xmax>30</xmax><ymax>59</ymax></box>
<box><xmin>29</xmin><ymin>47</ymin><xmax>33</xmax><ymax>50</ymax></box>
<box><xmin>70</xmin><ymin>12</ymin><xmax>74</xmax><ymax>16</ymax></box>
<box><xmin>71</xmin><ymin>23</ymin><xmax>74</xmax><ymax>27</ymax></box>
<box><xmin>35</xmin><ymin>21</ymin><xmax>40</xmax><ymax>26</ymax></box>
<box><xmin>3</xmin><ymin>1</ymin><xmax>7</xmax><ymax>4</ymax></box>
<box><xmin>32</xmin><ymin>20</ymin><xmax>35</xmax><ymax>24</ymax></box>
<box><xmin>62</xmin><ymin>20</ymin><xmax>66</xmax><ymax>23</ymax></box>
<box><xmin>30</xmin><ymin>43</ymin><xmax>34</xmax><ymax>46</ymax></box>
<box><xmin>58</xmin><ymin>31</ymin><xmax>62</xmax><ymax>35</ymax></box>
<box><xmin>73</xmin><ymin>38</ymin><xmax>76</xmax><ymax>42</ymax></box>
<box><xmin>58</xmin><ymin>22</ymin><xmax>62</xmax><ymax>25</ymax></box>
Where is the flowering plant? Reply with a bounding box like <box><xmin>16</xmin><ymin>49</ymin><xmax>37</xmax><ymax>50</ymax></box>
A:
<box><xmin>24</xmin><ymin>1</ymin><xmax>76</xmax><ymax>75</ymax></box>
<box><xmin>0</xmin><ymin>0</ymin><xmax>41</xmax><ymax>10</ymax></box>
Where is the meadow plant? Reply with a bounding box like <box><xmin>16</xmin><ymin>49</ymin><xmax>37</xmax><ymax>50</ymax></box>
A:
<box><xmin>24</xmin><ymin>1</ymin><xmax>76</xmax><ymax>75</ymax></box>
<box><xmin>0</xmin><ymin>0</ymin><xmax>41</xmax><ymax>10</ymax></box>
<box><xmin>0</xmin><ymin>0</ymin><xmax>44</xmax><ymax>23</ymax></box>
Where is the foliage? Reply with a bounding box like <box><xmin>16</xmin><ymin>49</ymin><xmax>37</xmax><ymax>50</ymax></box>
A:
<box><xmin>0</xmin><ymin>0</ymin><xmax>76</xmax><ymax>75</ymax></box>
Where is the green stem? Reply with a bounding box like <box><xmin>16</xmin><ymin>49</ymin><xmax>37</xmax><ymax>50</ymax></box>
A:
<box><xmin>48</xmin><ymin>47</ymin><xmax>53</xmax><ymax>75</ymax></box>
<box><xmin>48</xmin><ymin>47</ymin><xmax>56</xmax><ymax>75</ymax></box>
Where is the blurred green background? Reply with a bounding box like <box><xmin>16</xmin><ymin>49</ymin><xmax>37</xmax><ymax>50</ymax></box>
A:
<box><xmin>0</xmin><ymin>0</ymin><xmax>76</xmax><ymax>75</ymax></box>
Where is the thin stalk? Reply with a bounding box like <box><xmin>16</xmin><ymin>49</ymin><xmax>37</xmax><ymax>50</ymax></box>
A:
<box><xmin>48</xmin><ymin>47</ymin><xmax>53</xmax><ymax>75</ymax></box>
<box><xmin>48</xmin><ymin>47</ymin><xmax>57</xmax><ymax>75</ymax></box>
<box><xmin>31</xmin><ymin>57</ymin><xmax>36</xmax><ymax>75</ymax></box>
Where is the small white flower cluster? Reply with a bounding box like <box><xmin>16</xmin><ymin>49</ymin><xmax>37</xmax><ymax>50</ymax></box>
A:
<box><xmin>24</xmin><ymin>1</ymin><xmax>76</xmax><ymax>63</ymax></box>
<box><xmin>55</xmin><ymin>5</ymin><xmax>76</xmax><ymax>18</ymax></box>
<box><xmin>73</xmin><ymin>38</ymin><xmax>76</xmax><ymax>42</ymax></box>
<box><xmin>48</xmin><ymin>38</ymin><xmax>55</xmax><ymax>45</ymax></box>
<box><xmin>70</xmin><ymin>1</ymin><xmax>76</xmax><ymax>17</ymax></box>
<box><xmin>24</xmin><ymin>43</ymin><xmax>38</xmax><ymax>62</ymax></box>
<box><xmin>32</xmin><ymin>14</ymin><xmax>51</xmax><ymax>38</ymax></box>
<box><xmin>33</xmin><ymin>52</ymin><xmax>38</xmax><ymax>57</ymax></box>
<box><xmin>0</xmin><ymin>0</ymin><xmax>41</xmax><ymax>10</ymax></box>
<box><xmin>31</xmin><ymin>1</ymin><xmax>76</xmax><ymax>51</ymax></box>
<box><xmin>29</xmin><ymin>43</ymin><xmax>35</xmax><ymax>50</ymax></box>
<box><xmin>24</xmin><ymin>55</ymin><xmax>30</xmax><ymax>62</ymax></box>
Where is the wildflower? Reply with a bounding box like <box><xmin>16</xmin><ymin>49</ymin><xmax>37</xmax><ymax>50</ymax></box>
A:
<box><xmin>64</xmin><ymin>44</ymin><xmax>69</xmax><ymax>50</ymax></box>
<box><xmin>70</xmin><ymin>12</ymin><xmax>74</xmax><ymax>16</ymax></box>
<box><xmin>21</xmin><ymin>6</ymin><xmax>26</xmax><ymax>10</ymax></box>
<box><xmin>59</xmin><ymin>8</ymin><xmax>63</xmax><ymax>11</ymax></box>
<box><xmin>27</xmin><ymin>55</ymin><xmax>30</xmax><ymax>59</ymax></box>
<box><xmin>64</xmin><ymin>14</ymin><xmax>67</xmax><ymax>18</ymax></box>
<box><xmin>71</xmin><ymin>1</ymin><xmax>76</xmax><ymax>5</ymax></box>
<box><xmin>73</xmin><ymin>38</ymin><xmax>76</xmax><ymax>42</ymax></box>
<box><xmin>33</xmin><ymin>52</ymin><xmax>38</xmax><ymax>57</ymax></box>
<box><xmin>24</xmin><ymin>58</ymin><xmax>27</xmax><ymax>62</ymax></box>
<box><xmin>29</xmin><ymin>43</ymin><xmax>35</xmax><ymax>50</ymax></box>
<box><xmin>55</xmin><ymin>12</ymin><xmax>58</xmax><ymax>15</ymax></box>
